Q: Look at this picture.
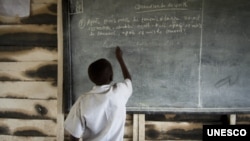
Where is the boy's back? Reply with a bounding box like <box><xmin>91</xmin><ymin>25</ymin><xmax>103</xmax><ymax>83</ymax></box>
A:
<box><xmin>65</xmin><ymin>79</ymin><xmax>132</xmax><ymax>140</ymax></box>
<box><xmin>64</xmin><ymin>47</ymin><xmax>132</xmax><ymax>141</ymax></box>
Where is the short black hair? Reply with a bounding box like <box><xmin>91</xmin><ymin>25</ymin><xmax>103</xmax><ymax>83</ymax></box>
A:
<box><xmin>88</xmin><ymin>58</ymin><xmax>113</xmax><ymax>85</ymax></box>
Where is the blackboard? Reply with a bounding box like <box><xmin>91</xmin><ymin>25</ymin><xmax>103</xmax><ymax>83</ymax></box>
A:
<box><xmin>63</xmin><ymin>0</ymin><xmax>250</xmax><ymax>113</ymax></box>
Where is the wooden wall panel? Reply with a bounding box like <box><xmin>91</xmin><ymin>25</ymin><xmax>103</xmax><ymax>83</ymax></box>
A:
<box><xmin>0</xmin><ymin>135</ymin><xmax>56</xmax><ymax>141</ymax></box>
<box><xmin>123</xmin><ymin>139</ymin><xmax>133</xmax><ymax>141</ymax></box>
<box><xmin>0</xmin><ymin>2</ymin><xmax>57</xmax><ymax>25</ymax></box>
<box><xmin>0</xmin><ymin>99</ymin><xmax>57</xmax><ymax>120</ymax></box>
<box><xmin>0</xmin><ymin>62</ymin><xmax>57</xmax><ymax>81</ymax></box>
<box><xmin>0</xmin><ymin>119</ymin><xmax>56</xmax><ymax>136</ymax></box>
<box><xmin>145</xmin><ymin>121</ymin><xmax>203</xmax><ymax>140</ymax></box>
<box><xmin>0</xmin><ymin>25</ymin><xmax>57</xmax><ymax>46</ymax></box>
<box><xmin>0</xmin><ymin>25</ymin><xmax>56</xmax><ymax>34</ymax></box>
<box><xmin>0</xmin><ymin>47</ymin><xmax>57</xmax><ymax>62</ymax></box>
<box><xmin>143</xmin><ymin>114</ymin><xmax>225</xmax><ymax>141</ymax></box>
<box><xmin>124</xmin><ymin>114</ymin><xmax>133</xmax><ymax>139</ymax></box>
<box><xmin>32</xmin><ymin>0</ymin><xmax>57</xmax><ymax>4</ymax></box>
<box><xmin>0</xmin><ymin>82</ymin><xmax>57</xmax><ymax>99</ymax></box>
<box><xmin>237</xmin><ymin>114</ymin><xmax>250</xmax><ymax>125</ymax></box>
<box><xmin>0</xmin><ymin>0</ymin><xmax>59</xmax><ymax>140</ymax></box>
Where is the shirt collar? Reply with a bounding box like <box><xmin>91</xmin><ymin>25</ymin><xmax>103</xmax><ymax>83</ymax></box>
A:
<box><xmin>89</xmin><ymin>84</ymin><xmax>111</xmax><ymax>94</ymax></box>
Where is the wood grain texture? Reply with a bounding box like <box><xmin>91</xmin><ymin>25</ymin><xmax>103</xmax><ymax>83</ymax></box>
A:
<box><xmin>0</xmin><ymin>0</ymin><xmax>59</xmax><ymax>141</ymax></box>
<box><xmin>0</xmin><ymin>99</ymin><xmax>57</xmax><ymax>120</ymax></box>
<box><xmin>56</xmin><ymin>1</ymin><xmax>64</xmax><ymax>139</ymax></box>
<box><xmin>32</xmin><ymin>0</ymin><xmax>57</xmax><ymax>4</ymax></box>
<box><xmin>0</xmin><ymin>62</ymin><xmax>57</xmax><ymax>81</ymax></box>
<box><xmin>145</xmin><ymin>121</ymin><xmax>203</xmax><ymax>140</ymax></box>
<box><xmin>132</xmin><ymin>114</ymin><xmax>139</xmax><ymax>141</ymax></box>
<box><xmin>0</xmin><ymin>25</ymin><xmax>57</xmax><ymax>46</ymax></box>
<box><xmin>0</xmin><ymin>81</ymin><xmax>56</xmax><ymax>99</ymax></box>
<box><xmin>0</xmin><ymin>135</ymin><xmax>56</xmax><ymax>141</ymax></box>
<box><xmin>124</xmin><ymin>119</ymin><xmax>133</xmax><ymax>139</ymax></box>
<box><xmin>0</xmin><ymin>3</ymin><xmax>57</xmax><ymax>25</ymax></box>
<box><xmin>0</xmin><ymin>47</ymin><xmax>57</xmax><ymax>62</ymax></box>
<box><xmin>0</xmin><ymin>25</ymin><xmax>56</xmax><ymax>35</ymax></box>
<box><xmin>237</xmin><ymin>114</ymin><xmax>250</xmax><ymax>124</ymax></box>
<box><xmin>21</xmin><ymin>3</ymin><xmax>57</xmax><ymax>24</ymax></box>
<box><xmin>0</xmin><ymin>46</ymin><xmax>56</xmax><ymax>52</ymax></box>
<box><xmin>144</xmin><ymin>113</ymin><xmax>227</xmax><ymax>140</ymax></box>
<box><xmin>0</xmin><ymin>118</ymin><xmax>56</xmax><ymax>136</ymax></box>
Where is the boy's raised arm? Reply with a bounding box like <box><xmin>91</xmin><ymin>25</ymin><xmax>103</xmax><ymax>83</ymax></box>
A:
<box><xmin>116</xmin><ymin>46</ymin><xmax>132</xmax><ymax>81</ymax></box>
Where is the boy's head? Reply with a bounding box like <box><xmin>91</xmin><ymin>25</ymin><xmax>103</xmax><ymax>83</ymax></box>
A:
<box><xmin>88</xmin><ymin>58</ymin><xmax>113</xmax><ymax>85</ymax></box>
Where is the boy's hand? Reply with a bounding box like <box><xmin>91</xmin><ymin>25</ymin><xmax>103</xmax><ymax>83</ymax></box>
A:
<box><xmin>115</xmin><ymin>46</ymin><xmax>132</xmax><ymax>80</ymax></box>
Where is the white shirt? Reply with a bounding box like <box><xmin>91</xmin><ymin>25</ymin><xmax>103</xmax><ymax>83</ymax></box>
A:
<box><xmin>64</xmin><ymin>79</ymin><xmax>132</xmax><ymax>141</ymax></box>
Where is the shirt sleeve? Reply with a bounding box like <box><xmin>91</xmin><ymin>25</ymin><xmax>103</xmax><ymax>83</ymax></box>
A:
<box><xmin>64</xmin><ymin>99</ymin><xmax>85</xmax><ymax>138</ymax></box>
<box><xmin>124</xmin><ymin>78</ymin><xmax>133</xmax><ymax>97</ymax></box>
<box><xmin>116</xmin><ymin>78</ymin><xmax>133</xmax><ymax>100</ymax></box>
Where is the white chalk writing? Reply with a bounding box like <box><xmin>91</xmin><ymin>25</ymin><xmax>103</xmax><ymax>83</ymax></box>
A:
<box><xmin>78</xmin><ymin>14</ymin><xmax>201</xmax><ymax>37</ymax></box>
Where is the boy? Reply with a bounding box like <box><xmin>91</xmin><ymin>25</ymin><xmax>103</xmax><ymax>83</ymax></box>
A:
<box><xmin>64</xmin><ymin>46</ymin><xmax>132</xmax><ymax>141</ymax></box>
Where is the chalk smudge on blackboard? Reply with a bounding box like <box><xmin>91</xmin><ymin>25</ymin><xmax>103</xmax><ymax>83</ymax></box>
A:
<box><xmin>215</xmin><ymin>74</ymin><xmax>239</xmax><ymax>88</ymax></box>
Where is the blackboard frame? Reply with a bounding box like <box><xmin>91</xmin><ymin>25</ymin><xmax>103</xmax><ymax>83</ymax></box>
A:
<box><xmin>63</xmin><ymin>0</ymin><xmax>73</xmax><ymax>113</ymax></box>
<box><xmin>62</xmin><ymin>0</ymin><xmax>250</xmax><ymax>114</ymax></box>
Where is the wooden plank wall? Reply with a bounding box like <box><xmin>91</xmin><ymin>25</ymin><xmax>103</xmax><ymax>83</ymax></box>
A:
<box><xmin>0</xmin><ymin>0</ymin><xmax>249</xmax><ymax>141</ymax></box>
<box><xmin>132</xmin><ymin>113</ymin><xmax>250</xmax><ymax>141</ymax></box>
<box><xmin>0</xmin><ymin>0</ymin><xmax>58</xmax><ymax>141</ymax></box>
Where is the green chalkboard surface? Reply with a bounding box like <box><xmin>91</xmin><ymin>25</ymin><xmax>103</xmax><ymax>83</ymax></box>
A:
<box><xmin>63</xmin><ymin>0</ymin><xmax>250</xmax><ymax>113</ymax></box>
